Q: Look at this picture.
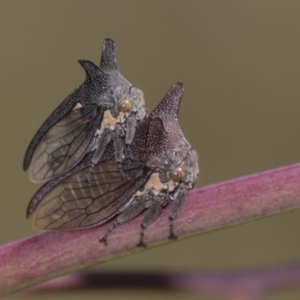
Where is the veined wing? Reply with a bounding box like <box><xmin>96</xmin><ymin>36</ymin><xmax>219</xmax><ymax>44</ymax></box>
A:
<box><xmin>29</xmin><ymin>158</ymin><xmax>150</xmax><ymax>231</ymax></box>
<box><xmin>28</xmin><ymin>104</ymin><xmax>102</xmax><ymax>183</ymax></box>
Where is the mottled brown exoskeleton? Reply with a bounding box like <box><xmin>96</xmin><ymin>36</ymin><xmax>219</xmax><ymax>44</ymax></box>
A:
<box><xmin>23</xmin><ymin>39</ymin><xmax>145</xmax><ymax>183</ymax></box>
<box><xmin>27</xmin><ymin>83</ymin><xmax>199</xmax><ymax>246</ymax></box>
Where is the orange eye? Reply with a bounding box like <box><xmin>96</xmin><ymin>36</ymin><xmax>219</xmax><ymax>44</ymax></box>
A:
<box><xmin>117</xmin><ymin>99</ymin><xmax>132</xmax><ymax>112</ymax></box>
<box><xmin>169</xmin><ymin>168</ymin><xmax>185</xmax><ymax>182</ymax></box>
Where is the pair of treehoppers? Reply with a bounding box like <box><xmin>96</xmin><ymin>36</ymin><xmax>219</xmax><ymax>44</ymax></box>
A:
<box><xmin>24</xmin><ymin>39</ymin><xmax>199</xmax><ymax>246</ymax></box>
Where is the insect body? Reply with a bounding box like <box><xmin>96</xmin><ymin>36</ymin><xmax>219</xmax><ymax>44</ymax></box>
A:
<box><xmin>27</xmin><ymin>83</ymin><xmax>199</xmax><ymax>246</ymax></box>
<box><xmin>23</xmin><ymin>39</ymin><xmax>146</xmax><ymax>183</ymax></box>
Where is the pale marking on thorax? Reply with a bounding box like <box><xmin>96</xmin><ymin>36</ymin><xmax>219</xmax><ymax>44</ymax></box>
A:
<box><xmin>136</xmin><ymin>172</ymin><xmax>177</xmax><ymax>197</ymax></box>
<box><xmin>95</xmin><ymin>110</ymin><xmax>127</xmax><ymax>136</ymax></box>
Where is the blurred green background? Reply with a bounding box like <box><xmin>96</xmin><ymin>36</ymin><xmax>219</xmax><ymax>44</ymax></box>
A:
<box><xmin>1</xmin><ymin>1</ymin><xmax>300</xmax><ymax>299</ymax></box>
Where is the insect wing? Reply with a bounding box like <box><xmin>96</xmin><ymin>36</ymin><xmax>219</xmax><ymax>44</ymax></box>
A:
<box><xmin>29</xmin><ymin>158</ymin><xmax>150</xmax><ymax>231</ymax></box>
<box><xmin>24</xmin><ymin>39</ymin><xmax>146</xmax><ymax>183</ymax></box>
<box><xmin>28</xmin><ymin>104</ymin><xmax>102</xmax><ymax>183</ymax></box>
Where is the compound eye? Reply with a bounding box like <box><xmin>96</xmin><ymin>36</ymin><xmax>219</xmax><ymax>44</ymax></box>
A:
<box><xmin>169</xmin><ymin>167</ymin><xmax>185</xmax><ymax>182</ymax></box>
<box><xmin>117</xmin><ymin>99</ymin><xmax>132</xmax><ymax>112</ymax></box>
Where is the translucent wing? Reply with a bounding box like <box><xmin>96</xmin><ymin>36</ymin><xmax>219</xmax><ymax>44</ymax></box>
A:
<box><xmin>28</xmin><ymin>104</ymin><xmax>102</xmax><ymax>183</ymax></box>
<box><xmin>29</xmin><ymin>158</ymin><xmax>150</xmax><ymax>231</ymax></box>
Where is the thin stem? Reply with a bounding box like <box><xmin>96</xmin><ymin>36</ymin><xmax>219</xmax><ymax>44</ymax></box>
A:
<box><xmin>1</xmin><ymin>163</ymin><xmax>300</xmax><ymax>296</ymax></box>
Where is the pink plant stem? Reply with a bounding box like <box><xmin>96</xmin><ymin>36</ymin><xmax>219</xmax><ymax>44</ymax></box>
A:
<box><xmin>1</xmin><ymin>163</ymin><xmax>300</xmax><ymax>296</ymax></box>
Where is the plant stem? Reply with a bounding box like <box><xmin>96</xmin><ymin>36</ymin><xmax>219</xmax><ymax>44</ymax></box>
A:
<box><xmin>1</xmin><ymin>163</ymin><xmax>300</xmax><ymax>296</ymax></box>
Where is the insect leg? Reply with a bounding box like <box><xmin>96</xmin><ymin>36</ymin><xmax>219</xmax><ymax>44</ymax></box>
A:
<box><xmin>92</xmin><ymin>129</ymin><xmax>112</xmax><ymax>165</ymax></box>
<box><xmin>86</xmin><ymin>129</ymin><xmax>112</xmax><ymax>182</ymax></box>
<box><xmin>86</xmin><ymin>129</ymin><xmax>111</xmax><ymax>182</ymax></box>
<box><xmin>137</xmin><ymin>194</ymin><xmax>168</xmax><ymax>247</ymax></box>
<box><xmin>111</xmin><ymin>126</ymin><xmax>125</xmax><ymax>179</ymax></box>
<box><xmin>124</xmin><ymin>112</ymin><xmax>137</xmax><ymax>159</ymax></box>
<box><xmin>99</xmin><ymin>194</ymin><xmax>149</xmax><ymax>245</ymax></box>
<box><xmin>99</xmin><ymin>221</ymin><xmax>118</xmax><ymax>246</ymax></box>
<box><xmin>168</xmin><ymin>187</ymin><xmax>188</xmax><ymax>239</ymax></box>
